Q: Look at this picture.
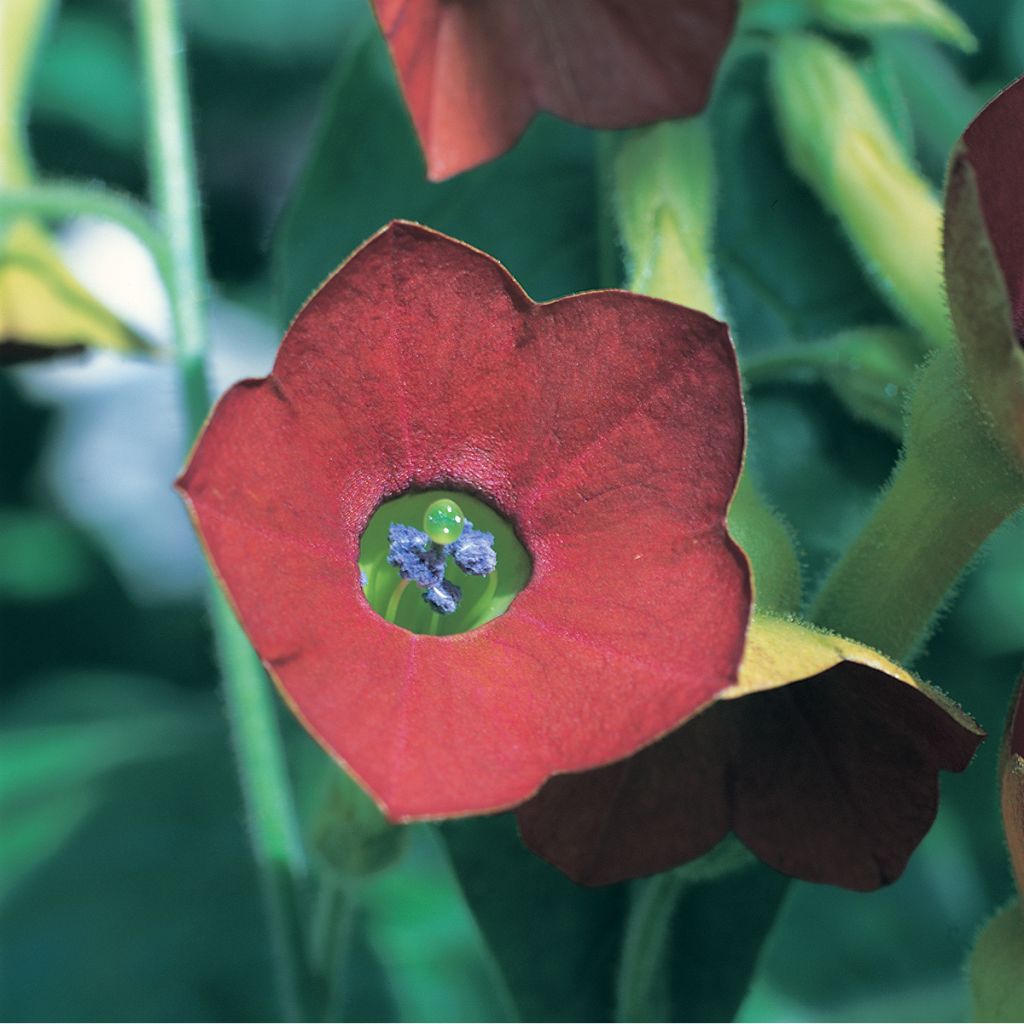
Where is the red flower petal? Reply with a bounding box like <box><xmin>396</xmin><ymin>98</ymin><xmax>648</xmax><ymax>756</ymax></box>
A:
<box><xmin>518</xmin><ymin>617</ymin><xmax>983</xmax><ymax>889</ymax></box>
<box><xmin>371</xmin><ymin>0</ymin><xmax>739</xmax><ymax>180</ymax></box>
<box><xmin>943</xmin><ymin>76</ymin><xmax>1024</xmax><ymax>462</ymax></box>
<box><xmin>178</xmin><ymin>222</ymin><xmax>749</xmax><ymax>820</ymax></box>
<box><xmin>956</xmin><ymin>77</ymin><xmax>1024</xmax><ymax>339</ymax></box>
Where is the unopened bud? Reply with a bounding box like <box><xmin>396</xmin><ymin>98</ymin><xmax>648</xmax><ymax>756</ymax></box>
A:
<box><xmin>811</xmin><ymin>0</ymin><xmax>976</xmax><ymax>52</ymax></box>
<box><xmin>771</xmin><ymin>33</ymin><xmax>950</xmax><ymax>349</ymax></box>
<box><xmin>614</xmin><ymin>118</ymin><xmax>721</xmax><ymax>318</ymax></box>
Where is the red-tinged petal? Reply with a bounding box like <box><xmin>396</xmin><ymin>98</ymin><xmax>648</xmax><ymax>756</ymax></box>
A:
<box><xmin>178</xmin><ymin>221</ymin><xmax>750</xmax><ymax>820</ymax></box>
<box><xmin>372</xmin><ymin>0</ymin><xmax>739</xmax><ymax>180</ymax></box>
<box><xmin>944</xmin><ymin>77</ymin><xmax>1024</xmax><ymax>463</ymax></box>
<box><xmin>518</xmin><ymin>616</ymin><xmax>983</xmax><ymax>889</ymax></box>
<box><xmin>958</xmin><ymin>78</ymin><xmax>1024</xmax><ymax>337</ymax></box>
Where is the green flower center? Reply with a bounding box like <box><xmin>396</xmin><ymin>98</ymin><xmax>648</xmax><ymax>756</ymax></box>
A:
<box><xmin>359</xmin><ymin>490</ymin><xmax>531</xmax><ymax>636</ymax></box>
<box><xmin>423</xmin><ymin>498</ymin><xmax>465</xmax><ymax>544</ymax></box>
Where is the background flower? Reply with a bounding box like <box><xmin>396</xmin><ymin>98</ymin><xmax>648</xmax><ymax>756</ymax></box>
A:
<box><xmin>371</xmin><ymin>0</ymin><xmax>738</xmax><ymax>180</ymax></box>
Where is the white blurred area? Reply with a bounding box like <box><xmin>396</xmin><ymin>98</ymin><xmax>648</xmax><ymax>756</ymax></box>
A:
<box><xmin>11</xmin><ymin>216</ymin><xmax>279</xmax><ymax>603</ymax></box>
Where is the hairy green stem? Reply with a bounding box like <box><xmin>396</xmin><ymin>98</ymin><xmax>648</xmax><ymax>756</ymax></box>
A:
<box><xmin>0</xmin><ymin>182</ymin><xmax>171</xmax><ymax>278</ymax></box>
<box><xmin>811</xmin><ymin>349</ymin><xmax>1024</xmax><ymax>661</ymax></box>
<box><xmin>134</xmin><ymin>1</ymin><xmax>308</xmax><ymax>1017</ymax></box>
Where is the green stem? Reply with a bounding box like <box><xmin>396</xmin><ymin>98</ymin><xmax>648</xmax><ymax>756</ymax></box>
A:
<box><xmin>309</xmin><ymin>878</ymin><xmax>358</xmax><ymax>1021</ymax></box>
<box><xmin>323</xmin><ymin>885</ymin><xmax>358</xmax><ymax>1021</ymax></box>
<box><xmin>209</xmin><ymin>590</ymin><xmax>310</xmax><ymax>1019</ymax></box>
<box><xmin>135</xmin><ymin>0</ymin><xmax>211</xmax><ymax>431</ymax></box>
<box><xmin>384</xmin><ymin>579</ymin><xmax>410</xmax><ymax>623</ymax></box>
<box><xmin>134</xmin><ymin>1</ymin><xmax>308</xmax><ymax>1018</ymax></box>
<box><xmin>0</xmin><ymin>182</ymin><xmax>171</xmax><ymax>279</ymax></box>
<box><xmin>811</xmin><ymin>349</ymin><xmax>1024</xmax><ymax>661</ymax></box>
<box><xmin>615</xmin><ymin>871</ymin><xmax>689</xmax><ymax>1022</ymax></box>
<box><xmin>463</xmin><ymin>570</ymin><xmax>499</xmax><ymax>630</ymax></box>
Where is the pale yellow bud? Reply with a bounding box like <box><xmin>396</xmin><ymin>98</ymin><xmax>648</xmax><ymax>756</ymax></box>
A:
<box><xmin>771</xmin><ymin>33</ymin><xmax>951</xmax><ymax>348</ymax></box>
<box><xmin>614</xmin><ymin>118</ymin><xmax>721</xmax><ymax>318</ymax></box>
<box><xmin>812</xmin><ymin>0</ymin><xmax>977</xmax><ymax>52</ymax></box>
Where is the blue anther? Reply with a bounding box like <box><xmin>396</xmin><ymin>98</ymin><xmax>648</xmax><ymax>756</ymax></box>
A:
<box><xmin>386</xmin><ymin>523</ymin><xmax>446</xmax><ymax>587</ymax></box>
<box><xmin>450</xmin><ymin>519</ymin><xmax>497</xmax><ymax>577</ymax></box>
<box><xmin>423</xmin><ymin>579</ymin><xmax>461</xmax><ymax>615</ymax></box>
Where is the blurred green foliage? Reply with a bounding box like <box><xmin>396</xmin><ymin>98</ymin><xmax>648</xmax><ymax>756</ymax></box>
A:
<box><xmin>3</xmin><ymin>0</ymin><xmax>1023</xmax><ymax>1020</ymax></box>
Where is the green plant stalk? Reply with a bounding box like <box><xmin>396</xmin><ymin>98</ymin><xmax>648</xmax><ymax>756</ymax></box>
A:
<box><xmin>615</xmin><ymin>870</ymin><xmax>689</xmax><ymax>1022</ymax></box>
<box><xmin>0</xmin><ymin>183</ymin><xmax>171</xmax><ymax>280</ymax></box>
<box><xmin>811</xmin><ymin>348</ymin><xmax>1024</xmax><ymax>661</ymax></box>
<box><xmin>134</xmin><ymin>1</ymin><xmax>309</xmax><ymax>1018</ymax></box>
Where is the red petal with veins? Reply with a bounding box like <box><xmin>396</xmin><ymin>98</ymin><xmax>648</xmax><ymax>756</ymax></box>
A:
<box><xmin>371</xmin><ymin>0</ymin><xmax>739</xmax><ymax>180</ymax></box>
<box><xmin>177</xmin><ymin>222</ymin><xmax>749</xmax><ymax>820</ymax></box>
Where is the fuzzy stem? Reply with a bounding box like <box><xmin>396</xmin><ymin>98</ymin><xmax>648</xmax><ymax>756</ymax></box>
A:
<box><xmin>811</xmin><ymin>349</ymin><xmax>1024</xmax><ymax>661</ymax></box>
<box><xmin>134</xmin><ymin>1</ymin><xmax>308</xmax><ymax>1017</ymax></box>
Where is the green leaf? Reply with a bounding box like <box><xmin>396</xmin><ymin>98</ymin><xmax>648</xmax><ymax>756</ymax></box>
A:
<box><xmin>273</xmin><ymin>30</ymin><xmax>599</xmax><ymax>326</ymax></box>
<box><xmin>0</xmin><ymin>507</ymin><xmax>93</xmax><ymax>600</ymax></box>
<box><xmin>442</xmin><ymin>815</ymin><xmax>627</xmax><ymax>1022</ymax></box>
<box><xmin>443</xmin><ymin>816</ymin><xmax>789</xmax><ymax>1023</ymax></box>
<box><xmin>667</xmin><ymin>864</ymin><xmax>790</xmax><ymax>1022</ymax></box>
<box><xmin>0</xmin><ymin>671</ymin><xmax>278</xmax><ymax>1020</ymax></box>
<box><xmin>713</xmin><ymin>53</ymin><xmax>892</xmax><ymax>356</ymax></box>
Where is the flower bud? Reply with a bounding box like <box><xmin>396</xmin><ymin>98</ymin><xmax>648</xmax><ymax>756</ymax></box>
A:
<box><xmin>771</xmin><ymin>33</ymin><xmax>950</xmax><ymax>349</ymax></box>
<box><xmin>811</xmin><ymin>0</ymin><xmax>976</xmax><ymax>52</ymax></box>
<box><xmin>614</xmin><ymin>118</ymin><xmax>721</xmax><ymax>318</ymax></box>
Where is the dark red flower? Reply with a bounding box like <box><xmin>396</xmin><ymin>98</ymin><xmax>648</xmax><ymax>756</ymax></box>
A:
<box><xmin>944</xmin><ymin>75</ymin><xmax>1024</xmax><ymax>461</ymax></box>
<box><xmin>371</xmin><ymin>0</ymin><xmax>739</xmax><ymax>181</ymax></box>
<box><xmin>176</xmin><ymin>221</ymin><xmax>750</xmax><ymax>820</ymax></box>
<box><xmin>518</xmin><ymin>615</ymin><xmax>983</xmax><ymax>889</ymax></box>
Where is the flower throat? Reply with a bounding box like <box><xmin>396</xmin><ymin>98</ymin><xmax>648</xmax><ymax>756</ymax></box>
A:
<box><xmin>359</xmin><ymin>491</ymin><xmax>531</xmax><ymax>636</ymax></box>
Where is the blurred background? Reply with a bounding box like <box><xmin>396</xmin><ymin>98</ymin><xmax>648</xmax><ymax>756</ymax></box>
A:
<box><xmin>2</xmin><ymin>0</ymin><xmax>1024</xmax><ymax>1019</ymax></box>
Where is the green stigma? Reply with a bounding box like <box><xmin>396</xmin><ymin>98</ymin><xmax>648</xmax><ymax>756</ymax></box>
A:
<box><xmin>423</xmin><ymin>498</ymin><xmax>465</xmax><ymax>545</ymax></box>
